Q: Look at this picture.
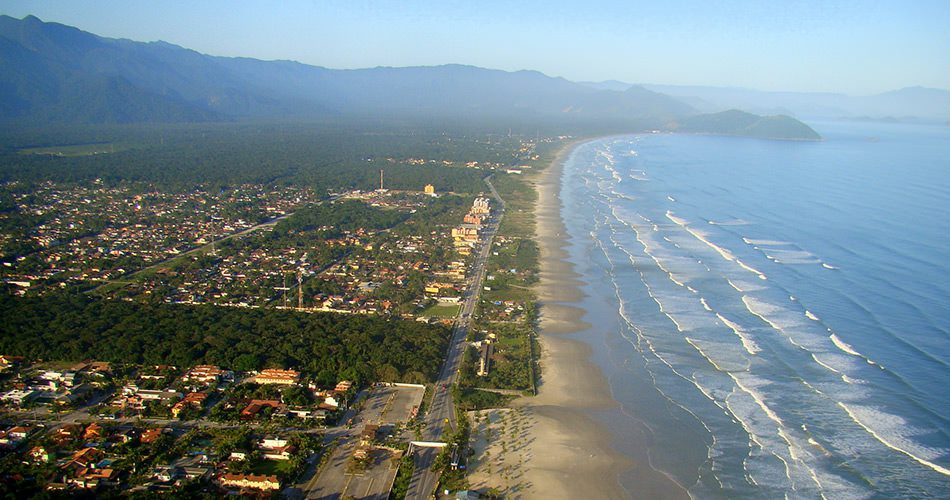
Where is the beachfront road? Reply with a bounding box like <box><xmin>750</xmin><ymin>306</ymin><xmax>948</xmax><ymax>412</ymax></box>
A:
<box><xmin>406</xmin><ymin>176</ymin><xmax>502</xmax><ymax>499</ymax></box>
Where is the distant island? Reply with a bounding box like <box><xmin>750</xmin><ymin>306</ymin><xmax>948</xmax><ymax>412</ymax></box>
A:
<box><xmin>675</xmin><ymin>109</ymin><xmax>822</xmax><ymax>141</ymax></box>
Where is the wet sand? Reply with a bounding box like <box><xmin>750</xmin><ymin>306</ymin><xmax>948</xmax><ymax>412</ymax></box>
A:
<box><xmin>471</xmin><ymin>140</ymin><xmax>689</xmax><ymax>499</ymax></box>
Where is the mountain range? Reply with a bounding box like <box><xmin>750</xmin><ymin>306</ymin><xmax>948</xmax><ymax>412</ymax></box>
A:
<box><xmin>0</xmin><ymin>15</ymin><xmax>837</xmax><ymax>140</ymax></box>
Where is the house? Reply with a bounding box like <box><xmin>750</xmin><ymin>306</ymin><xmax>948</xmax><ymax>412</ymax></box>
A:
<box><xmin>1</xmin><ymin>389</ymin><xmax>38</xmax><ymax>406</ymax></box>
<box><xmin>0</xmin><ymin>355</ymin><xmax>25</xmax><ymax>371</ymax></box>
<box><xmin>52</xmin><ymin>424</ymin><xmax>82</xmax><ymax>445</ymax></box>
<box><xmin>318</xmin><ymin>395</ymin><xmax>340</xmax><ymax>411</ymax></box>
<box><xmin>181</xmin><ymin>365</ymin><xmax>228</xmax><ymax>385</ymax></box>
<box><xmin>170</xmin><ymin>392</ymin><xmax>208</xmax><ymax>418</ymax></box>
<box><xmin>334</xmin><ymin>380</ymin><xmax>353</xmax><ymax>393</ymax></box>
<box><xmin>68</xmin><ymin>467</ymin><xmax>116</xmax><ymax>489</ymax></box>
<box><xmin>219</xmin><ymin>473</ymin><xmax>280</xmax><ymax>491</ymax></box>
<box><xmin>259</xmin><ymin>436</ymin><xmax>296</xmax><ymax>460</ymax></box>
<box><xmin>83</xmin><ymin>423</ymin><xmax>104</xmax><ymax>441</ymax></box>
<box><xmin>240</xmin><ymin>400</ymin><xmax>285</xmax><ymax>419</ymax></box>
<box><xmin>253</xmin><ymin>369</ymin><xmax>300</xmax><ymax>385</ymax></box>
<box><xmin>28</xmin><ymin>446</ymin><xmax>55</xmax><ymax>463</ymax></box>
<box><xmin>0</xmin><ymin>425</ymin><xmax>31</xmax><ymax>447</ymax></box>
<box><xmin>64</xmin><ymin>447</ymin><xmax>104</xmax><ymax>469</ymax></box>
<box><xmin>140</xmin><ymin>428</ymin><xmax>169</xmax><ymax>445</ymax></box>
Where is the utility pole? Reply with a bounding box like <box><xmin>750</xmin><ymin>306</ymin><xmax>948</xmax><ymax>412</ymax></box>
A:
<box><xmin>297</xmin><ymin>270</ymin><xmax>303</xmax><ymax>310</ymax></box>
<box><xmin>379</xmin><ymin>169</ymin><xmax>384</xmax><ymax>190</ymax></box>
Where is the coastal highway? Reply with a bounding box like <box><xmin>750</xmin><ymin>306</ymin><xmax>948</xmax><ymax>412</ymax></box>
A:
<box><xmin>406</xmin><ymin>176</ymin><xmax>503</xmax><ymax>499</ymax></box>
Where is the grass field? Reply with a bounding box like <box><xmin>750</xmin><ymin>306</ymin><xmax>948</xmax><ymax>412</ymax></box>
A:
<box><xmin>421</xmin><ymin>303</ymin><xmax>461</xmax><ymax>318</ymax></box>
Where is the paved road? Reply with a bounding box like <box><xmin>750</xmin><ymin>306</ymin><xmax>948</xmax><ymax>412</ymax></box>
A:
<box><xmin>405</xmin><ymin>176</ymin><xmax>504</xmax><ymax>500</ymax></box>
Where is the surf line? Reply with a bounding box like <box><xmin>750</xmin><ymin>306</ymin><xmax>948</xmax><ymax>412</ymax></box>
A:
<box><xmin>666</xmin><ymin>210</ymin><xmax>767</xmax><ymax>280</ymax></box>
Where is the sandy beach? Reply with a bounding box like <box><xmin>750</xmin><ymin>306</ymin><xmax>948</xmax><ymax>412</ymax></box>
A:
<box><xmin>466</xmin><ymin>140</ymin><xmax>690</xmax><ymax>499</ymax></box>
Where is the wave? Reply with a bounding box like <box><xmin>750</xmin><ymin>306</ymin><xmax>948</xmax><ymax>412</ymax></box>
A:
<box><xmin>736</xmin><ymin>258</ymin><xmax>768</xmax><ymax>279</ymax></box>
<box><xmin>838</xmin><ymin>403</ymin><xmax>950</xmax><ymax>476</ymax></box>
<box><xmin>665</xmin><ymin>210</ymin><xmax>690</xmax><ymax>227</ymax></box>
<box><xmin>668</xmin><ymin>195</ymin><xmax>677</xmax><ymax>202</ymax></box>
<box><xmin>716</xmin><ymin>313</ymin><xmax>761</xmax><ymax>355</ymax></box>
<box><xmin>708</xmin><ymin>219</ymin><xmax>750</xmax><ymax>226</ymax></box>
<box><xmin>741</xmin><ymin>295</ymin><xmax>791</xmax><ymax>334</ymax></box>
<box><xmin>743</xmin><ymin>238</ymin><xmax>793</xmax><ymax>246</ymax></box>
<box><xmin>822</xmin><ymin>263</ymin><xmax>839</xmax><ymax>270</ymax></box>
<box><xmin>805</xmin><ymin>310</ymin><xmax>820</xmax><ymax>321</ymax></box>
<box><xmin>700</xmin><ymin>297</ymin><xmax>712</xmax><ymax>311</ymax></box>
<box><xmin>829</xmin><ymin>333</ymin><xmax>865</xmax><ymax>360</ymax></box>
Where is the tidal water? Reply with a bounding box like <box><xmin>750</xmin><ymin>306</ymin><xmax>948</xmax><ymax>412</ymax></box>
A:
<box><xmin>559</xmin><ymin>122</ymin><xmax>950</xmax><ymax>498</ymax></box>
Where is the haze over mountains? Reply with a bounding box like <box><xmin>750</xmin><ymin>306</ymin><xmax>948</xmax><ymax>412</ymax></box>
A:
<box><xmin>6</xmin><ymin>15</ymin><xmax>941</xmax><ymax>138</ymax></box>
<box><xmin>584</xmin><ymin>82</ymin><xmax>950</xmax><ymax>123</ymax></box>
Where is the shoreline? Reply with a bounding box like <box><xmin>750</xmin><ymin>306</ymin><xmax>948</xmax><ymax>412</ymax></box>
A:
<box><xmin>515</xmin><ymin>138</ymin><xmax>689</xmax><ymax>499</ymax></box>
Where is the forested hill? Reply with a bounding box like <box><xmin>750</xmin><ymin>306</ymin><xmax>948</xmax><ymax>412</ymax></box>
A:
<box><xmin>0</xmin><ymin>15</ymin><xmax>693</xmax><ymax>127</ymax></box>
<box><xmin>675</xmin><ymin>109</ymin><xmax>822</xmax><ymax>141</ymax></box>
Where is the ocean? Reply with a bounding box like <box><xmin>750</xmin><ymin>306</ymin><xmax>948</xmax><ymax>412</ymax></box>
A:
<box><xmin>558</xmin><ymin>122</ymin><xmax>950</xmax><ymax>498</ymax></box>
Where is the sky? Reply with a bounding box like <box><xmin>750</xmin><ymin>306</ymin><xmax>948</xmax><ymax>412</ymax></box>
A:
<box><xmin>2</xmin><ymin>0</ymin><xmax>948</xmax><ymax>95</ymax></box>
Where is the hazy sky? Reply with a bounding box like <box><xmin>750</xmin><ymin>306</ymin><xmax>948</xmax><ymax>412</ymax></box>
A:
<box><xmin>2</xmin><ymin>1</ymin><xmax>948</xmax><ymax>95</ymax></box>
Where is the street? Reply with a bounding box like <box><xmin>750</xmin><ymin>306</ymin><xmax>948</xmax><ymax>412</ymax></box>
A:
<box><xmin>405</xmin><ymin>176</ymin><xmax>504</xmax><ymax>500</ymax></box>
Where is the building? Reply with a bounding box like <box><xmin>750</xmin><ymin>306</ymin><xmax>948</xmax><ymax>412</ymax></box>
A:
<box><xmin>170</xmin><ymin>392</ymin><xmax>208</xmax><ymax>418</ymax></box>
<box><xmin>140</xmin><ymin>427</ymin><xmax>169</xmax><ymax>444</ymax></box>
<box><xmin>254</xmin><ymin>368</ymin><xmax>300</xmax><ymax>385</ymax></box>
<box><xmin>471</xmin><ymin>197</ymin><xmax>491</xmax><ymax>215</ymax></box>
<box><xmin>181</xmin><ymin>365</ymin><xmax>227</xmax><ymax>385</ymax></box>
<box><xmin>219</xmin><ymin>473</ymin><xmax>280</xmax><ymax>491</ymax></box>
<box><xmin>1</xmin><ymin>389</ymin><xmax>37</xmax><ymax>406</ymax></box>
<box><xmin>241</xmin><ymin>399</ymin><xmax>285</xmax><ymax>419</ymax></box>
<box><xmin>334</xmin><ymin>380</ymin><xmax>353</xmax><ymax>393</ymax></box>
<box><xmin>477</xmin><ymin>342</ymin><xmax>494</xmax><ymax>377</ymax></box>
<box><xmin>424</xmin><ymin>184</ymin><xmax>436</xmax><ymax>195</ymax></box>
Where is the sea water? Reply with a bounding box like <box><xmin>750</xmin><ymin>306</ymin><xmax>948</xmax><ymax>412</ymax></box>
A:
<box><xmin>559</xmin><ymin>121</ymin><xmax>950</xmax><ymax>498</ymax></box>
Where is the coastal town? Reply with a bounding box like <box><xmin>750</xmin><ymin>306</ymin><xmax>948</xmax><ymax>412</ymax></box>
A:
<box><xmin>0</xmin><ymin>134</ymin><xmax>555</xmax><ymax>498</ymax></box>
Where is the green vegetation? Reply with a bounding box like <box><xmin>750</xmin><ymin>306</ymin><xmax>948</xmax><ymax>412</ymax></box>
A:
<box><xmin>0</xmin><ymin>123</ymin><xmax>521</xmax><ymax>193</ymax></box>
<box><xmin>421</xmin><ymin>303</ymin><xmax>461</xmax><ymax>318</ymax></box>
<box><xmin>389</xmin><ymin>453</ymin><xmax>415</xmax><ymax>500</ymax></box>
<box><xmin>676</xmin><ymin>109</ymin><xmax>822</xmax><ymax>141</ymax></box>
<box><xmin>454</xmin><ymin>387</ymin><xmax>514</xmax><ymax>411</ymax></box>
<box><xmin>0</xmin><ymin>291</ymin><xmax>449</xmax><ymax>385</ymax></box>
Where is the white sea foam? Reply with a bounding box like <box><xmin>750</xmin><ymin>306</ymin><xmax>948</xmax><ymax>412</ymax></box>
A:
<box><xmin>709</xmin><ymin>219</ymin><xmax>750</xmax><ymax>226</ymax></box>
<box><xmin>688</xmin><ymin>227</ymin><xmax>738</xmax><ymax>261</ymax></box>
<box><xmin>829</xmin><ymin>334</ymin><xmax>862</xmax><ymax>357</ymax></box>
<box><xmin>822</xmin><ymin>263</ymin><xmax>839</xmax><ymax>270</ymax></box>
<box><xmin>668</xmin><ymin>195</ymin><xmax>676</xmax><ymax>202</ymax></box>
<box><xmin>805</xmin><ymin>310</ymin><xmax>820</xmax><ymax>321</ymax></box>
<box><xmin>665</xmin><ymin>211</ymin><xmax>690</xmax><ymax>227</ymax></box>
<box><xmin>716</xmin><ymin>313</ymin><xmax>761</xmax><ymax>355</ymax></box>
<box><xmin>700</xmin><ymin>297</ymin><xmax>712</xmax><ymax>311</ymax></box>
<box><xmin>743</xmin><ymin>238</ymin><xmax>793</xmax><ymax>246</ymax></box>
<box><xmin>736</xmin><ymin>258</ymin><xmax>768</xmax><ymax>279</ymax></box>
<box><xmin>838</xmin><ymin>403</ymin><xmax>950</xmax><ymax>476</ymax></box>
<box><xmin>742</xmin><ymin>296</ymin><xmax>788</xmax><ymax>333</ymax></box>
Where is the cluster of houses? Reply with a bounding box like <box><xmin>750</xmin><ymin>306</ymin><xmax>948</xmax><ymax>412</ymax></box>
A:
<box><xmin>0</xmin><ymin>359</ymin><xmax>111</xmax><ymax>408</ymax></box>
<box><xmin>0</xmin><ymin>418</ymin><xmax>310</xmax><ymax>494</ymax></box>
<box><xmin>0</xmin><ymin>357</ymin><xmax>361</xmax><ymax>494</ymax></box>
<box><xmin>2</xmin><ymin>182</ymin><xmax>318</xmax><ymax>294</ymax></box>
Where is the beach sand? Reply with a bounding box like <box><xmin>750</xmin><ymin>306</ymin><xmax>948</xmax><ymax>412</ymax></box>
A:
<box><xmin>465</xmin><ymin>140</ymin><xmax>689</xmax><ymax>499</ymax></box>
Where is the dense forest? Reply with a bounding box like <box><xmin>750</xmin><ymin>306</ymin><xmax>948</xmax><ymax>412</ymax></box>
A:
<box><xmin>0</xmin><ymin>291</ymin><xmax>449</xmax><ymax>385</ymax></box>
<box><xmin>0</xmin><ymin>122</ymin><xmax>522</xmax><ymax>193</ymax></box>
